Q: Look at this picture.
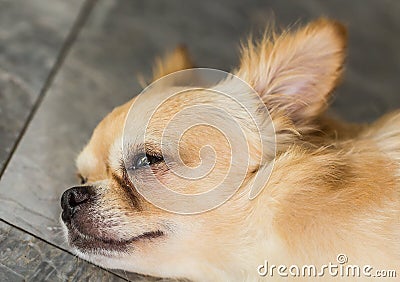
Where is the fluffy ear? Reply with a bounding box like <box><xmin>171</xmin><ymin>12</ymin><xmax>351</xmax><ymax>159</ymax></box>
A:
<box><xmin>236</xmin><ymin>18</ymin><xmax>347</xmax><ymax>123</ymax></box>
<box><xmin>152</xmin><ymin>45</ymin><xmax>194</xmax><ymax>81</ymax></box>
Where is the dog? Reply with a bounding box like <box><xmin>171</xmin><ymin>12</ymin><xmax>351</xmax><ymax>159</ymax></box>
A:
<box><xmin>60</xmin><ymin>19</ymin><xmax>400</xmax><ymax>281</ymax></box>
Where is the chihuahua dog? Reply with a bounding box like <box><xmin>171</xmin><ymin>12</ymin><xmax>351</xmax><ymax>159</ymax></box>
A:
<box><xmin>61</xmin><ymin>19</ymin><xmax>400</xmax><ymax>281</ymax></box>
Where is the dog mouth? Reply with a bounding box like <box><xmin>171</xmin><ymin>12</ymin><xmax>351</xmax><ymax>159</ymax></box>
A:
<box><xmin>65</xmin><ymin>222</ymin><xmax>164</xmax><ymax>254</ymax></box>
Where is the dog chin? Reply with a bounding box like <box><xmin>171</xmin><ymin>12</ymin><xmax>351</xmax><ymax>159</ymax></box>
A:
<box><xmin>60</xmin><ymin>219</ymin><xmax>129</xmax><ymax>268</ymax></box>
<box><xmin>59</xmin><ymin>217</ymin><xmax>167</xmax><ymax>271</ymax></box>
<box><xmin>72</xmin><ymin>247</ymin><xmax>124</xmax><ymax>269</ymax></box>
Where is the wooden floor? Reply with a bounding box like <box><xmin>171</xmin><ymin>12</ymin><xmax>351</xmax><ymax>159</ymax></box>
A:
<box><xmin>0</xmin><ymin>0</ymin><xmax>399</xmax><ymax>280</ymax></box>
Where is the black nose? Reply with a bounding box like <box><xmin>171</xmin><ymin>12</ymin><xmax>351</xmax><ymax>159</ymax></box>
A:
<box><xmin>61</xmin><ymin>186</ymin><xmax>93</xmax><ymax>224</ymax></box>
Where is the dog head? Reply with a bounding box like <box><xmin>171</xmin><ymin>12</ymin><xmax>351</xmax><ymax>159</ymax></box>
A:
<box><xmin>60</xmin><ymin>19</ymin><xmax>346</xmax><ymax>279</ymax></box>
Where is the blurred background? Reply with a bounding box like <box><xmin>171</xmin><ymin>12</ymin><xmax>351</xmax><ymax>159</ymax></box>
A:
<box><xmin>0</xmin><ymin>0</ymin><xmax>399</xmax><ymax>281</ymax></box>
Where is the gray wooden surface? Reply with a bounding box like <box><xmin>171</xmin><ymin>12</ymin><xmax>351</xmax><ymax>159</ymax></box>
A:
<box><xmin>0</xmin><ymin>0</ymin><xmax>399</xmax><ymax>281</ymax></box>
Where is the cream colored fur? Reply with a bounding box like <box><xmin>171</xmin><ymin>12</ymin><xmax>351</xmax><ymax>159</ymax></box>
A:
<box><xmin>63</xmin><ymin>19</ymin><xmax>400</xmax><ymax>281</ymax></box>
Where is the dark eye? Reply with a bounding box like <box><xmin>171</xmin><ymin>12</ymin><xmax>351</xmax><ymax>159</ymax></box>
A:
<box><xmin>131</xmin><ymin>153</ymin><xmax>163</xmax><ymax>170</ymax></box>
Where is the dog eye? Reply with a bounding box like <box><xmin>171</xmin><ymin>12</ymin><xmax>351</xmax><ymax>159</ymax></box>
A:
<box><xmin>131</xmin><ymin>153</ymin><xmax>163</xmax><ymax>170</ymax></box>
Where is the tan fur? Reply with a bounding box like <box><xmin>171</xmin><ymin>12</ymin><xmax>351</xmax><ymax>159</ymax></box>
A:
<box><xmin>64</xmin><ymin>19</ymin><xmax>400</xmax><ymax>281</ymax></box>
<box><xmin>152</xmin><ymin>45</ymin><xmax>194</xmax><ymax>81</ymax></box>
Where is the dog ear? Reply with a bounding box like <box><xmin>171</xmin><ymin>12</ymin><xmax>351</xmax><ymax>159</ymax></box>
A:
<box><xmin>152</xmin><ymin>45</ymin><xmax>194</xmax><ymax>81</ymax></box>
<box><xmin>236</xmin><ymin>18</ymin><xmax>347</xmax><ymax>123</ymax></box>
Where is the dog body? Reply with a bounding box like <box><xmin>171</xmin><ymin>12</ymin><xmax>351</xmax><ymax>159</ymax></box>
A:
<box><xmin>61</xmin><ymin>19</ymin><xmax>400</xmax><ymax>281</ymax></box>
